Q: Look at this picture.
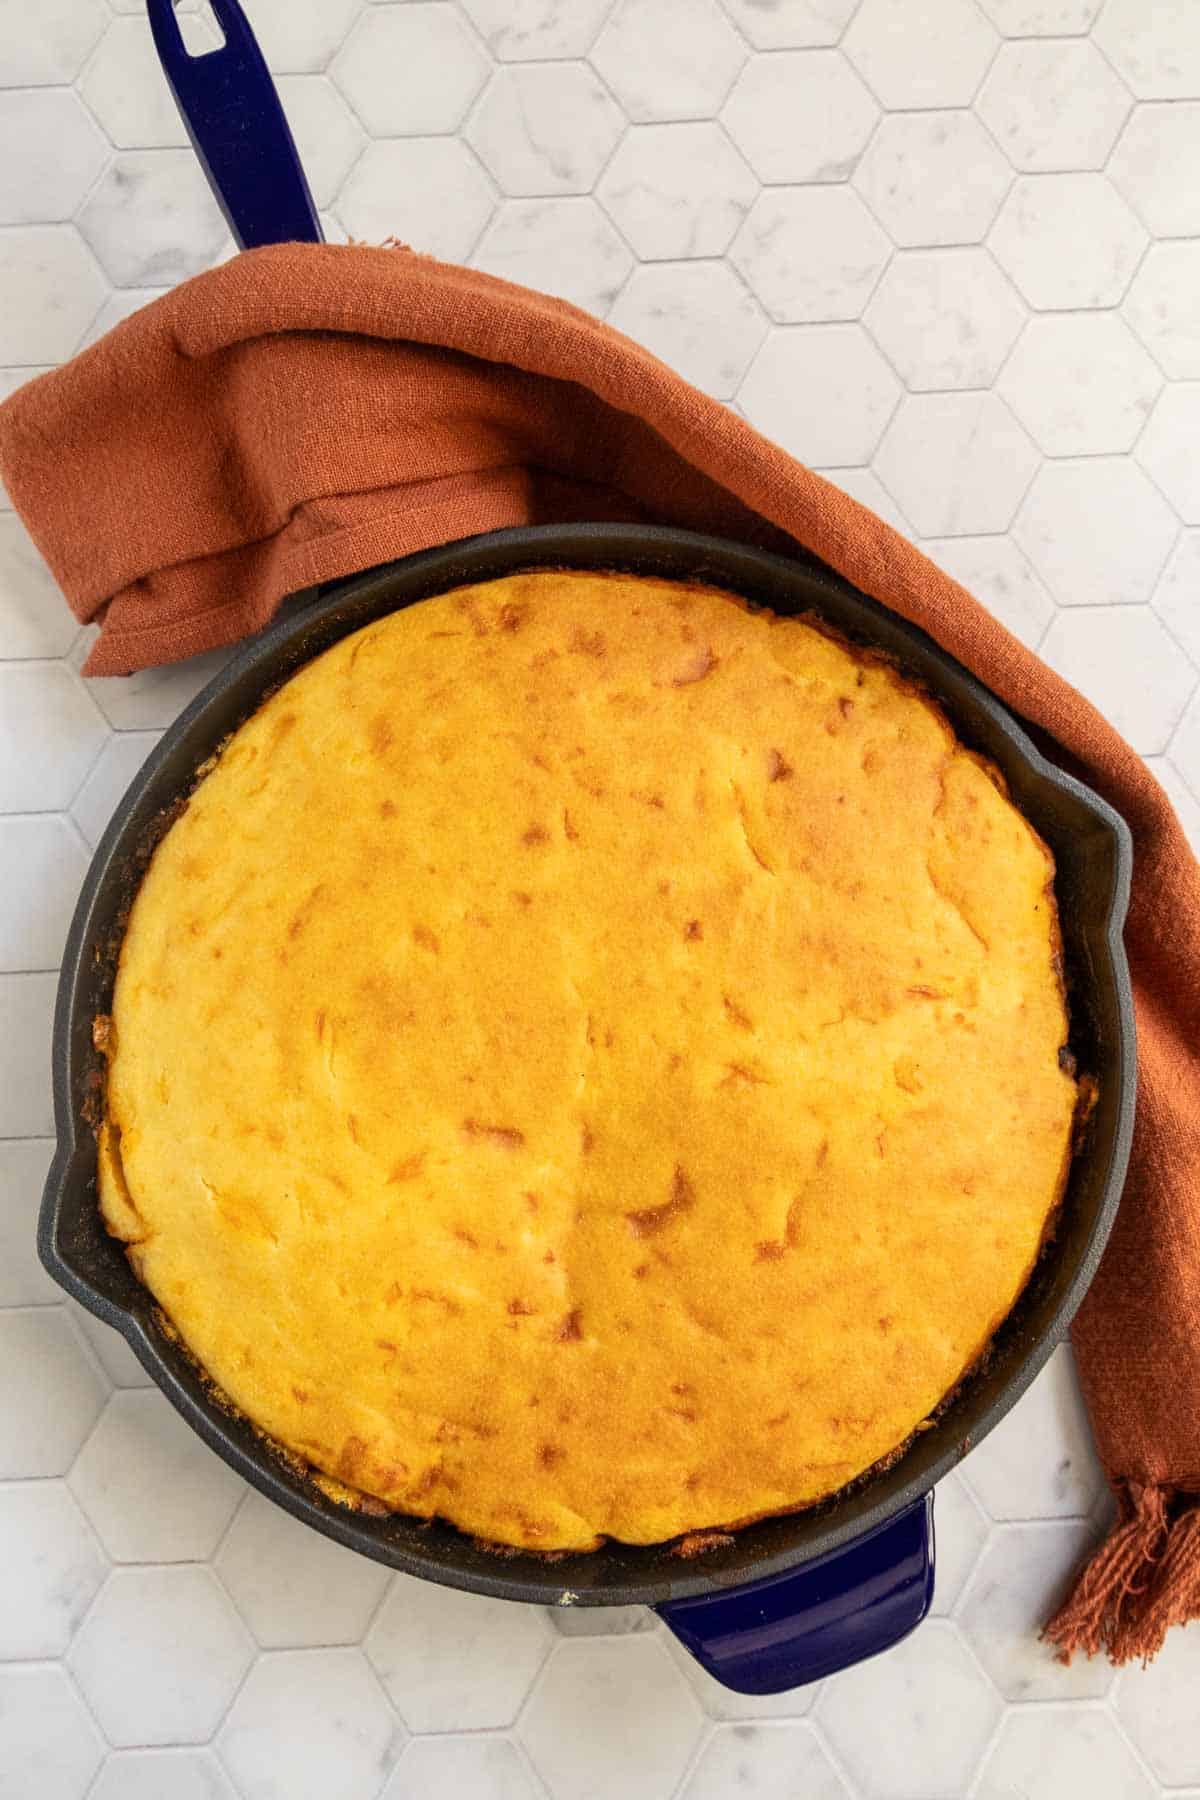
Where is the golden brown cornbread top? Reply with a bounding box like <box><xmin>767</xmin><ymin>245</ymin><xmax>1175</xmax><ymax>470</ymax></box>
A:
<box><xmin>98</xmin><ymin>570</ymin><xmax>1077</xmax><ymax>1551</ymax></box>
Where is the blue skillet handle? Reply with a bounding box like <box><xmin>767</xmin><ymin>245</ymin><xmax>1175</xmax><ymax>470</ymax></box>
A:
<box><xmin>657</xmin><ymin>1493</ymin><xmax>934</xmax><ymax>1695</ymax></box>
<box><xmin>147</xmin><ymin>0</ymin><xmax>323</xmax><ymax>250</ymax></box>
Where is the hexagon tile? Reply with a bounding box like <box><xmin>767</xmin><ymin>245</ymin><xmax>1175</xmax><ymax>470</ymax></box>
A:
<box><xmin>2</xmin><ymin>2</ymin><xmax>1200</xmax><ymax>1796</ymax></box>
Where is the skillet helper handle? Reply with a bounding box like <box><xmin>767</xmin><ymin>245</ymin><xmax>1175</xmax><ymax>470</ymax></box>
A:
<box><xmin>656</xmin><ymin>1493</ymin><xmax>934</xmax><ymax>1695</ymax></box>
<box><xmin>146</xmin><ymin>0</ymin><xmax>323</xmax><ymax>250</ymax></box>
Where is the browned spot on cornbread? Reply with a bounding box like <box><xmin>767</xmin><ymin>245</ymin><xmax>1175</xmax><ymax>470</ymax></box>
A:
<box><xmin>463</xmin><ymin>1120</ymin><xmax>525</xmax><ymax>1150</ymax></box>
<box><xmin>627</xmin><ymin>1166</ymin><xmax>694</xmax><ymax>1238</ymax></box>
<box><xmin>387</xmin><ymin>1154</ymin><xmax>424</xmax><ymax>1183</ymax></box>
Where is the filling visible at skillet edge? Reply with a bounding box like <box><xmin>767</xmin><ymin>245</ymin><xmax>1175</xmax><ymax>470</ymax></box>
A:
<box><xmin>95</xmin><ymin>570</ymin><xmax>1079</xmax><ymax>1554</ymax></box>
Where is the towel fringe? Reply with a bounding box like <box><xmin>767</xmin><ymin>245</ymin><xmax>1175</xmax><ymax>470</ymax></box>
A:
<box><xmin>1043</xmin><ymin>1483</ymin><xmax>1200</xmax><ymax>1665</ymax></box>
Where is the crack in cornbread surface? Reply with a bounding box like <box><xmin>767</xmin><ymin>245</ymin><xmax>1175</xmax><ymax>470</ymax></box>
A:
<box><xmin>98</xmin><ymin>571</ymin><xmax>1077</xmax><ymax>1552</ymax></box>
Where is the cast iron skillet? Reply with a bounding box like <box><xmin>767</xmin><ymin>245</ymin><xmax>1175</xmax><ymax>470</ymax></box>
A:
<box><xmin>42</xmin><ymin>523</ymin><xmax>1135</xmax><ymax>1693</ymax></box>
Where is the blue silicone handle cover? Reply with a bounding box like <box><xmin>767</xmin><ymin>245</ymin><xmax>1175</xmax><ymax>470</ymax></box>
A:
<box><xmin>657</xmin><ymin>1493</ymin><xmax>934</xmax><ymax>1695</ymax></box>
<box><xmin>146</xmin><ymin>0</ymin><xmax>322</xmax><ymax>250</ymax></box>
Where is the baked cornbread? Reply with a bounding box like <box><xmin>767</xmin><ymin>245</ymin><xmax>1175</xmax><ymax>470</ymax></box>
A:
<box><xmin>98</xmin><ymin>570</ymin><xmax>1078</xmax><ymax>1552</ymax></box>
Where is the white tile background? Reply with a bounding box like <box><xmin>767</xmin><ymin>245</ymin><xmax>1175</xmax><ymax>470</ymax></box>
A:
<box><xmin>1</xmin><ymin>0</ymin><xmax>1199</xmax><ymax>1795</ymax></box>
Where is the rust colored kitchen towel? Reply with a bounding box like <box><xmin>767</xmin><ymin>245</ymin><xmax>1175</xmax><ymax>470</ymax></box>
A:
<box><xmin>2</xmin><ymin>242</ymin><xmax>1198</xmax><ymax>1663</ymax></box>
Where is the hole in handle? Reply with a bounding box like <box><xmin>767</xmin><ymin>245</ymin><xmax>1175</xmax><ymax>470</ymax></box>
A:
<box><xmin>183</xmin><ymin>1</ymin><xmax>227</xmax><ymax>54</ymax></box>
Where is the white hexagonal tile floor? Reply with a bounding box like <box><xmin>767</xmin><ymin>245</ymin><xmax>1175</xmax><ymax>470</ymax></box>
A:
<box><xmin>272</xmin><ymin>79</ymin><xmax>364</xmax><ymax>213</ymax></box>
<box><xmin>460</xmin><ymin>0</ymin><xmax>613</xmax><ymax>63</ymax></box>
<box><xmin>216</xmin><ymin>1490</ymin><xmax>391</xmax><ymax>1650</ymax></box>
<box><xmin>0</xmin><ymin>0</ymin><xmax>107</xmax><ymax>87</ymax></box>
<box><xmin>1152</xmin><ymin>531</ymin><xmax>1200</xmax><ymax>669</ymax></box>
<box><xmin>550</xmin><ymin>1602</ymin><xmax>657</xmax><ymax>1639</ymax></box>
<box><xmin>1151</xmin><ymin>755</ymin><xmax>1200</xmax><ymax>853</ymax></box>
<box><xmin>1110</xmin><ymin>102</ymin><xmax>1200</xmax><ymax>239</ymax></box>
<box><xmin>230</xmin><ymin>0</ymin><xmax>362</xmax><ymax>77</ymax></box>
<box><xmin>863</xmin><ymin>248</ymin><xmax>1025</xmax><ymax>392</ymax></box>
<box><xmin>731</xmin><ymin>187</ymin><xmax>890</xmax><ymax>325</ymax></box>
<box><xmin>331</xmin><ymin>6</ymin><xmax>490</xmax><ymax>140</ymax></box>
<box><xmin>960</xmin><ymin>1346</ymin><xmax>1106</xmax><ymax>1522</ymax></box>
<box><xmin>874</xmin><ymin>391</ymin><xmax>1038</xmax><ymax>537</ymax></box>
<box><xmin>0</xmin><ymin>1137</ymin><xmax>60</xmax><ymax>1308</ymax></box>
<box><xmin>0</xmin><ymin>1665</ymin><xmax>104</xmax><ymax>1800</ymax></box>
<box><xmin>923</xmin><ymin>534</ymin><xmax>1056</xmax><ymax>649</ymax></box>
<box><xmin>472</xmin><ymin>197</ymin><xmax>632</xmax><ymax>316</ymax></box>
<box><xmin>1040</xmin><ymin>605</ymin><xmax>1196</xmax><ymax>755</ymax></box>
<box><xmin>72</xmin><ymin>1304</ymin><xmax>154</xmax><ymax>1391</ymax></box>
<box><xmin>520</xmin><ymin>1635</ymin><xmax>705</xmax><ymax>1800</ymax></box>
<box><xmin>597</xmin><ymin>124</ymin><xmax>755</xmax><ymax>261</ymax></box>
<box><xmin>719</xmin><ymin>0</ymin><xmax>860</xmax><ymax>49</ymax></box>
<box><xmin>1170</xmin><ymin>683</ymin><xmax>1200</xmax><ymax>809</ymax></box>
<box><xmin>0</xmin><ymin>661</ymin><xmax>106</xmax><ymax>811</ymax></box>
<box><xmin>69</xmin><ymin>1389</ymin><xmax>245</xmax><ymax>1564</ymax></box>
<box><xmin>0</xmin><ymin>515</ymin><xmax>79</xmax><ymax>659</ymax></box>
<box><xmin>0</xmin><ymin>1480</ymin><xmax>106</xmax><ymax>1660</ymax></box>
<box><xmin>0</xmin><ymin>90</ymin><xmax>107</xmax><ymax>227</ymax></box>
<box><xmin>843</xmin><ymin>0</ymin><xmax>997</xmax><ymax>111</ymax></box>
<box><xmin>1013</xmin><ymin>457</ymin><xmax>1179</xmax><ymax>610</ymax></box>
<box><xmin>608</xmin><ymin>262</ymin><xmax>767</xmax><ymax>397</ymax></box>
<box><xmin>1137</xmin><ymin>382</ymin><xmax>1200</xmax><ymax>523</ymax></box>
<box><xmin>466</xmin><ymin>63</ymin><xmax>623</xmax><ymax>197</ymax></box>
<box><xmin>367</xmin><ymin>1573</ymin><xmax>552</xmax><ymax>1733</ymax></box>
<box><xmin>88</xmin><ymin>1749</ymin><xmax>239</xmax><ymax>1800</ymax></box>
<box><xmin>740</xmin><ymin>324</ymin><xmax>901</xmax><ymax>467</ymax></box>
<box><xmin>77</xmin><ymin>151</ymin><xmax>233</xmax><ymax>288</ymax></box>
<box><xmin>927</xmin><ymin>1471</ymin><xmax>990</xmax><ymax>1616</ymax></box>
<box><xmin>975</xmin><ymin>39</ymin><xmax>1130</xmax><ymax>173</ymax></box>
<box><xmin>0</xmin><ymin>971</ymin><xmax>59</xmax><ymax>1135</ymax></box>
<box><xmin>0</xmin><ymin>813</ymin><xmax>89</xmax><ymax>972</ymax></box>
<box><xmin>855</xmin><ymin>112</ymin><xmax>1012</xmax><ymax>248</ymax></box>
<box><xmin>217</xmin><ymin>1650</ymin><xmax>404</xmax><ymax>1800</ymax></box>
<box><xmin>0</xmin><ymin>1307</ymin><xmax>106</xmax><ymax>1478</ymax></box>
<box><xmin>77</xmin><ymin>641</ymin><xmax>233</xmax><ymax>731</ymax></box>
<box><xmin>383</xmin><ymin>1735</ymin><xmax>542</xmax><ymax>1800</ymax></box>
<box><xmin>997</xmin><ymin>311</ymin><xmax>1161</xmax><ymax>456</ymax></box>
<box><xmin>1125</xmin><ymin>242</ymin><xmax>1200</xmax><ymax>380</ymax></box>
<box><xmin>1116</xmin><ymin>1618</ymin><xmax>1200</xmax><ymax>1787</ymax></box>
<box><xmin>683</xmin><ymin>1722</ymin><xmax>851</xmax><ymax>1800</ymax></box>
<box><xmin>337</xmin><ymin>139</ymin><xmax>496</xmax><ymax>264</ymax></box>
<box><xmin>976</xmin><ymin>1708</ymin><xmax>1158</xmax><ymax>1800</ymax></box>
<box><xmin>590</xmin><ymin>0</ymin><xmax>745</xmax><ymax>123</ymax></box>
<box><xmin>977</xmin><ymin>0</ymin><xmax>1103</xmax><ymax>32</ymax></box>
<box><xmin>0</xmin><ymin>226</ymin><xmax>106</xmax><ymax>365</ymax></box>
<box><xmin>80</xmin><ymin>13</ymin><xmax>222</xmax><ymax>150</ymax></box>
<box><xmin>958</xmin><ymin>1519</ymin><xmax>1114</xmax><ymax>1700</ymax></box>
<box><xmin>722</xmin><ymin>49</ymin><xmax>878</xmax><ymax>185</ymax></box>
<box><xmin>70</xmin><ymin>1567</ymin><xmax>254</xmax><ymax>1748</ymax></box>
<box><xmin>2</xmin><ymin>3</ymin><xmax>1199</xmax><ymax>1794</ymax></box>
<box><xmin>69</xmin><ymin>728</ymin><xmax>162</xmax><ymax>849</ymax></box>
<box><xmin>990</xmin><ymin>172</ymin><xmax>1147</xmax><ymax>310</ymax></box>
<box><xmin>75</xmin><ymin>288</ymin><xmax>169</xmax><ymax>355</ymax></box>
<box><xmin>815</xmin><ymin>1621</ymin><xmax>1002</xmax><ymax>1800</ymax></box>
<box><xmin>1094</xmin><ymin>0</ymin><xmax>1200</xmax><ymax>101</ymax></box>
